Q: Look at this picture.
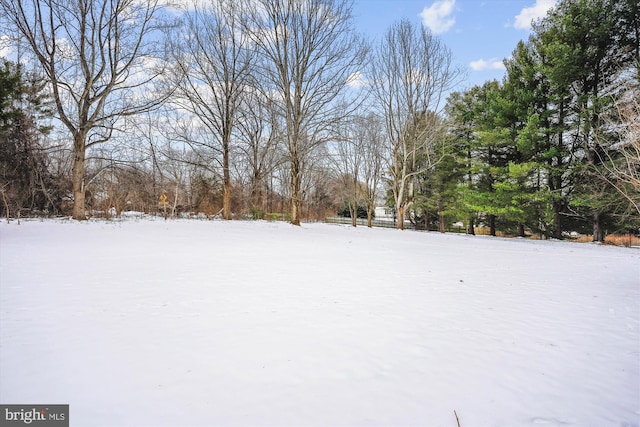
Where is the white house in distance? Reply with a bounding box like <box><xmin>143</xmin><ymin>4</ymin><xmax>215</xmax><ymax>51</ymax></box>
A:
<box><xmin>374</xmin><ymin>206</ymin><xmax>394</xmax><ymax>221</ymax></box>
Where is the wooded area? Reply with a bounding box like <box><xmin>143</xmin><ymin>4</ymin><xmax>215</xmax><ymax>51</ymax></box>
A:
<box><xmin>0</xmin><ymin>0</ymin><xmax>638</xmax><ymax>241</ymax></box>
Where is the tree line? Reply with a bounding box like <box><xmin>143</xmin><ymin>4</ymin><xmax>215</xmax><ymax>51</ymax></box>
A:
<box><xmin>0</xmin><ymin>0</ymin><xmax>638</xmax><ymax>240</ymax></box>
<box><xmin>438</xmin><ymin>0</ymin><xmax>639</xmax><ymax>240</ymax></box>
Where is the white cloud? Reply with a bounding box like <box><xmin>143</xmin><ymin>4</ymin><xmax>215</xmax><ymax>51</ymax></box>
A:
<box><xmin>419</xmin><ymin>0</ymin><xmax>456</xmax><ymax>35</ymax></box>
<box><xmin>0</xmin><ymin>35</ymin><xmax>12</xmax><ymax>58</ymax></box>
<box><xmin>469</xmin><ymin>58</ymin><xmax>505</xmax><ymax>71</ymax></box>
<box><xmin>162</xmin><ymin>0</ymin><xmax>197</xmax><ymax>13</ymax></box>
<box><xmin>346</xmin><ymin>71</ymin><xmax>366</xmax><ymax>89</ymax></box>
<box><xmin>514</xmin><ymin>0</ymin><xmax>557</xmax><ymax>30</ymax></box>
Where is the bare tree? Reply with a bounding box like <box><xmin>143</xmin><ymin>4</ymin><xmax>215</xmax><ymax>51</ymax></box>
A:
<box><xmin>330</xmin><ymin>117</ymin><xmax>364</xmax><ymax>227</ymax></box>
<box><xmin>1</xmin><ymin>0</ymin><xmax>169</xmax><ymax>219</ymax></box>
<box><xmin>244</xmin><ymin>0</ymin><xmax>368</xmax><ymax>225</ymax></box>
<box><xmin>359</xmin><ymin>113</ymin><xmax>385</xmax><ymax>227</ymax></box>
<box><xmin>126</xmin><ymin>111</ymin><xmax>168</xmax><ymax>207</ymax></box>
<box><xmin>597</xmin><ymin>98</ymin><xmax>640</xmax><ymax>215</ymax></box>
<box><xmin>330</xmin><ymin>113</ymin><xmax>385</xmax><ymax>227</ymax></box>
<box><xmin>302</xmin><ymin>151</ymin><xmax>337</xmax><ymax>220</ymax></box>
<box><xmin>165</xmin><ymin>0</ymin><xmax>254</xmax><ymax>220</ymax></box>
<box><xmin>370</xmin><ymin>20</ymin><xmax>461</xmax><ymax>229</ymax></box>
<box><xmin>235</xmin><ymin>89</ymin><xmax>284</xmax><ymax>214</ymax></box>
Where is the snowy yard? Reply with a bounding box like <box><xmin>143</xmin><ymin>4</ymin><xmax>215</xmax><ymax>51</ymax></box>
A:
<box><xmin>0</xmin><ymin>218</ymin><xmax>638</xmax><ymax>427</ymax></box>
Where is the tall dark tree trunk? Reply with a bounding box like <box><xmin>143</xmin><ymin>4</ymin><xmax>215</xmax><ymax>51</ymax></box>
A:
<box><xmin>467</xmin><ymin>216</ymin><xmax>475</xmax><ymax>235</ymax></box>
<box><xmin>553</xmin><ymin>203</ymin><xmax>562</xmax><ymax>239</ymax></box>
<box><xmin>439</xmin><ymin>213</ymin><xmax>445</xmax><ymax>233</ymax></box>
<box><xmin>489</xmin><ymin>214</ymin><xmax>496</xmax><ymax>236</ymax></box>
<box><xmin>518</xmin><ymin>223</ymin><xmax>525</xmax><ymax>237</ymax></box>
<box><xmin>424</xmin><ymin>208</ymin><xmax>429</xmax><ymax>231</ymax></box>
<box><xmin>593</xmin><ymin>212</ymin><xmax>605</xmax><ymax>242</ymax></box>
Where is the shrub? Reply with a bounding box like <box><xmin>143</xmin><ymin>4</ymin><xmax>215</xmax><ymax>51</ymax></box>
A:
<box><xmin>337</xmin><ymin>203</ymin><xmax>369</xmax><ymax>219</ymax></box>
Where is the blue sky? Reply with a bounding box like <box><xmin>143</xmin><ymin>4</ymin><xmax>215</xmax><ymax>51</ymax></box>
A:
<box><xmin>0</xmin><ymin>0</ymin><xmax>558</xmax><ymax>94</ymax></box>
<box><xmin>352</xmin><ymin>0</ymin><xmax>558</xmax><ymax>91</ymax></box>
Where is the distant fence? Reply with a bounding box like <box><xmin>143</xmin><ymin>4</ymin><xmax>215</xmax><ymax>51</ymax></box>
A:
<box><xmin>325</xmin><ymin>216</ymin><xmax>401</xmax><ymax>229</ymax></box>
<box><xmin>325</xmin><ymin>216</ymin><xmax>471</xmax><ymax>234</ymax></box>
<box><xmin>326</xmin><ymin>216</ymin><xmax>458</xmax><ymax>231</ymax></box>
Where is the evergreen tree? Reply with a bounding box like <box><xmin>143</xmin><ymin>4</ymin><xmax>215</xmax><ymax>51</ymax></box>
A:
<box><xmin>533</xmin><ymin>0</ymin><xmax>639</xmax><ymax>240</ymax></box>
<box><xmin>0</xmin><ymin>60</ymin><xmax>57</xmax><ymax>218</ymax></box>
<box><xmin>444</xmin><ymin>89</ymin><xmax>481</xmax><ymax>235</ymax></box>
<box><xmin>438</xmin><ymin>0</ymin><xmax>639</xmax><ymax>239</ymax></box>
<box><xmin>503</xmin><ymin>41</ymin><xmax>560</xmax><ymax>237</ymax></box>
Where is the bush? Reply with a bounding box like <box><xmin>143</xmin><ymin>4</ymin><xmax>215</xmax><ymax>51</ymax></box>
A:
<box><xmin>337</xmin><ymin>203</ymin><xmax>370</xmax><ymax>219</ymax></box>
<box><xmin>265</xmin><ymin>212</ymin><xmax>287</xmax><ymax>221</ymax></box>
<box><xmin>248</xmin><ymin>206</ymin><xmax>266</xmax><ymax>220</ymax></box>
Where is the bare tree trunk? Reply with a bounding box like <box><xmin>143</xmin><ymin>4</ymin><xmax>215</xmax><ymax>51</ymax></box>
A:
<box><xmin>518</xmin><ymin>223</ymin><xmax>525</xmax><ymax>237</ymax></box>
<box><xmin>223</xmin><ymin>145</ymin><xmax>232</xmax><ymax>220</ymax></box>
<box><xmin>439</xmin><ymin>213</ymin><xmax>445</xmax><ymax>233</ymax></box>
<box><xmin>397</xmin><ymin>205</ymin><xmax>405</xmax><ymax>230</ymax></box>
<box><xmin>290</xmin><ymin>162</ymin><xmax>301</xmax><ymax>226</ymax></box>
<box><xmin>71</xmin><ymin>138</ymin><xmax>86</xmax><ymax>220</ymax></box>
<box><xmin>172</xmin><ymin>182</ymin><xmax>179</xmax><ymax>218</ymax></box>
<box><xmin>252</xmin><ymin>170</ymin><xmax>263</xmax><ymax>210</ymax></box>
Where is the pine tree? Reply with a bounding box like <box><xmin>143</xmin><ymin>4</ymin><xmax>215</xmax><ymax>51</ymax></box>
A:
<box><xmin>0</xmin><ymin>60</ymin><xmax>56</xmax><ymax>218</ymax></box>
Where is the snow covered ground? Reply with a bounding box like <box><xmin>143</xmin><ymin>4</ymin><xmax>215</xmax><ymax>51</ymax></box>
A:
<box><xmin>0</xmin><ymin>217</ymin><xmax>638</xmax><ymax>427</ymax></box>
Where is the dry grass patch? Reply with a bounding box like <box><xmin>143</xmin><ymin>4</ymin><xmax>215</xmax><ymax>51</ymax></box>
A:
<box><xmin>604</xmin><ymin>233</ymin><xmax>640</xmax><ymax>247</ymax></box>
